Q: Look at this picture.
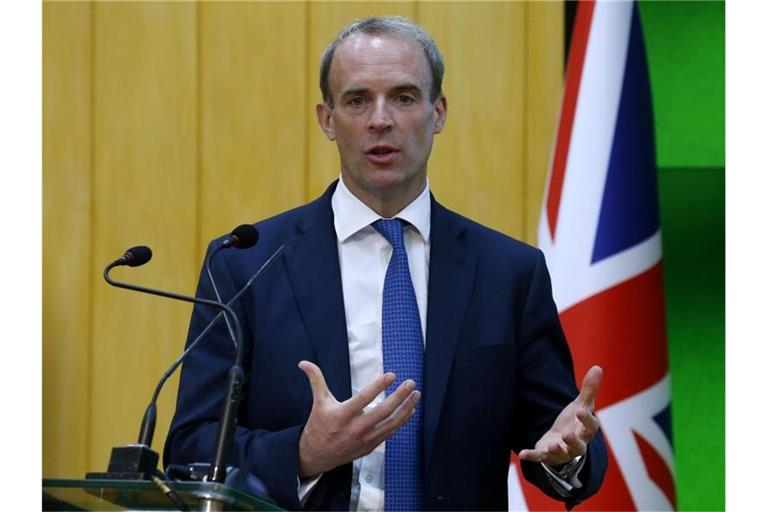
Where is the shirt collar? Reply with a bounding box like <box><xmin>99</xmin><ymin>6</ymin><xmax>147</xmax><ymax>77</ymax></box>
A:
<box><xmin>332</xmin><ymin>175</ymin><xmax>431</xmax><ymax>243</ymax></box>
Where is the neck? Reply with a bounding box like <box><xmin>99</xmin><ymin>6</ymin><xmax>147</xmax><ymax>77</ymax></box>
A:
<box><xmin>367</xmin><ymin>194</ymin><xmax>419</xmax><ymax>219</ymax></box>
<box><xmin>341</xmin><ymin>177</ymin><xmax>427</xmax><ymax>219</ymax></box>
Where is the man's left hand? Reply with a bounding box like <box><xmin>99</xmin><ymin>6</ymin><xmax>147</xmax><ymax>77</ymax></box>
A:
<box><xmin>519</xmin><ymin>365</ymin><xmax>603</xmax><ymax>467</ymax></box>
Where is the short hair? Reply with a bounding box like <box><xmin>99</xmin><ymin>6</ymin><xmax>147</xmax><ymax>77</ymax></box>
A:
<box><xmin>319</xmin><ymin>16</ymin><xmax>445</xmax><ymax>107</ymax></box>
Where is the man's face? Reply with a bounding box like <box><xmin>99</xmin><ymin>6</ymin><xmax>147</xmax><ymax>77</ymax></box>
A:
<box><xmin>316</xmin><ymin>33</ymin><xmax>447</xmax><ymax>213</ymax></box>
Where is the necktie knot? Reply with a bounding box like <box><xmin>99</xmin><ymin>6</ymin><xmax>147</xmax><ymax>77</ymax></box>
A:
<box><xmin>373</xmin><ymin>218</ymin><xmax>406</xmax><ymax>251</ymax></box>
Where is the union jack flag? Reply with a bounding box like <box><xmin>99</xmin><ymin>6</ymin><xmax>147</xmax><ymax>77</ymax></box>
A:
<box><xmin>508</xmin><ymin>1</ymin><xmax>676</xmax><ymax>509</ymax></box>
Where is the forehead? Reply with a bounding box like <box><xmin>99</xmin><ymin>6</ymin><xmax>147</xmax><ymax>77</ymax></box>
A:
<box><xmin>329</xmin><ymin>33</ymin><xmax>431</xmax><ymax>93</ymax></box>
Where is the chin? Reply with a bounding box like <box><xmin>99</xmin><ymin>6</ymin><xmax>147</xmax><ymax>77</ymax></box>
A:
<box><xmin>365</xmin><ymin>171</ymin><xmax>412</xmax><ymax>192</ymax></box>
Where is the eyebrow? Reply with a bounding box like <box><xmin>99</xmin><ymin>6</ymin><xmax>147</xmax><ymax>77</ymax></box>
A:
<box><xmin>340</xmin><ymin>87</ymin><xmax>369</xmax><ymax>98</ymax></box>
<box><xmin>391</xmin><ymin>83</ymin><xmax>423</xmax><ymax>96</ymax></box>
<box><xmin>340</xmin><ymin>83</ymin><xmax>424</xmax><ymax>98</ymax></box>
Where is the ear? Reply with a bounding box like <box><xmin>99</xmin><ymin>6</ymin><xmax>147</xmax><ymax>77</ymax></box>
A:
<box><xmin>316</xmin><ymin>102</ymin><xmax>336</xmax><ymax>141</ymax></box>
<box><xmin>432</xmin><ymin>95</ymin><xmax>447</xmax><ymax>134</ymax></box>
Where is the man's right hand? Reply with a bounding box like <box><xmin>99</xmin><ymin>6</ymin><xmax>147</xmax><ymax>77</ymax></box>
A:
<box><xmin>297</xmin><ymin>360</ymin><xmax>421</xmax><ymax>478</ymax></box>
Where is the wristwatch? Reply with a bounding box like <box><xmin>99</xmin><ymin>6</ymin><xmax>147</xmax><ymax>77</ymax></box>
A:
<box><xmin>552</xmin><ymin>454</ymin><xmax>584</xmax><ymax>479</ymax></box>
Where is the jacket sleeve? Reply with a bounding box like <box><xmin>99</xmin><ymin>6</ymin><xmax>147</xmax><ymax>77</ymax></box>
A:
<box><xmin>513</xmin><ymin>249</ymin><xmax>607</xmax><ymax>508</ymax></box>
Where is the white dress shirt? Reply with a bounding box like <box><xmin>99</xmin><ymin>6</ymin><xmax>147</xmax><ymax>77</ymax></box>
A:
<box><xmin>333</xmin><ymin>176</ymin><xmax>431</xmax><ymax>511</ymax></box>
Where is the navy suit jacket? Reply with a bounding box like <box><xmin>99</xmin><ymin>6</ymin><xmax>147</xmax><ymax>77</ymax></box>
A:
<box><xmin>165</xmin><ymin>182</ymin><xmax>607</xmax><ymax>510</ymax></box>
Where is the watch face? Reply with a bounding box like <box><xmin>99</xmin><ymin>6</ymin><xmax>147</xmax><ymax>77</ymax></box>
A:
<box><xmin>560</xmin><ymin>455</ymin><xmax>583</xmax><ymax>475</ymax></box>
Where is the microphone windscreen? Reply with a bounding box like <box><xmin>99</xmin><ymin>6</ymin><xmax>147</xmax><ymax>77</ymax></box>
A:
<box><xmin>126</xmin><ymin>246</ymin><xmax>153</xmax><ymax>267</ymax></box>
<box><xmin>231</xmin><ymin>225</ymin><xmax>259</xmax><ymax>249</ymax></box>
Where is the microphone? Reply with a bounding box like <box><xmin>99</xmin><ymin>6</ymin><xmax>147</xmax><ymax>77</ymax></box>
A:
<box><xmin>110</xmin><ymin>245</ymin><xmax>153</xmax><ymax>267</ymax></box>
<box><xmin>222</xmin><ymin>224</ymin><xmax>259</xmax><ymax>249</ymax></box>
<box><xmin>205</xmin><ymin>225</ymin><xmax>260</xmax><ymax>349</ymax></box>
<box><xmin>199</xmin><ymin>223</ymin><xmax>260</xmax><ymax>484</ymax></box>
<box><xmin>88</xmin><ymin>245</ymin><xmax>244</xmax><ymax>482</ymax></box>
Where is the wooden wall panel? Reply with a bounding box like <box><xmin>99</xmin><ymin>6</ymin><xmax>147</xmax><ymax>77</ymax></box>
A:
<box><xmin>198</xmin><ymin>2</ymin><xmax>308</xmax><ymax>250</ymax></box>
<box><xmin>306</xmin><ymin>2</ymin><xmax>417</xmax><ymax>200</ymax></box>
<box><xmin>525</xmin><ymin>2</ymin><xmax>564</xmax><ymax>243</ymax></box>
<box><xmin>89</xmin><ymin>2</ymin><xmax>198</xmax><ymax>469</ymax></box>
<box><xmin>418</xmin><ymin>2</ymin><xmax>527</xmax><ymax>238</ymax></box>
<box><xmin>42</xmin><ymin>0</ymin><xmax>92</xmax><ymax>478</ymax></box>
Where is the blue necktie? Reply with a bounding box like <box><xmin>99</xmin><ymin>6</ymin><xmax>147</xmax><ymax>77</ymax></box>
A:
<box><xmin>373</xmin><ymin>219</ymin><xmax>424</xmax><ymax>512</ymax></box>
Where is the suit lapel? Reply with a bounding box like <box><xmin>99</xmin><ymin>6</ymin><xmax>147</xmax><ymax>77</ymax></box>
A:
<box><xmin>283</xmin><ymin>184</ymin><xmax>352</xmax><ymax>402</ymax></box>
<box><xmin>424</xmin><ymin>199</ymin><xmax>478</xmax><ymax>472</ymax></box>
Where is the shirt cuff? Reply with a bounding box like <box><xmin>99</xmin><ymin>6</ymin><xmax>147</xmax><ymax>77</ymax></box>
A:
<box><xmin>540</xmin><ymin>452</ymin><xmax>586</xmax><ymax>497</ymax></box>
<box><xmin>297</xmin><ymin>473</ymin><xmax>323</xmax><ymax>506</ymax></box>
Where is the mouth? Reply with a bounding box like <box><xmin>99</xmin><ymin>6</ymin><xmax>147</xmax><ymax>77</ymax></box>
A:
<box><xmin>364</xmin><ymin>145</ymin><xmax>400</xmax><ymax>165</ymax></box>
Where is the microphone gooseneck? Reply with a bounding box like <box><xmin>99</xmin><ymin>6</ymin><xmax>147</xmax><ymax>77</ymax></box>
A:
<box><xmin>151</xmin><ymin>242</ymin><xmax>286</xmax><ymax>422</ymax></box>
<box><xmin>98</xmin><ymin>245</ymin><xmax>243</xmax><ymax>481</ymax></box>
<box><xmin>205</xmin><ymin>225</ymin><xmax>260</xmax><ymax>349</ymax></box>
<box><xmin>103</xmin><ymin>257</ymin><xmax>243</xmax><ymax>363</ymax></box>
<box><xmin>135</xmin><ymin>242</ymin><xmax>285</xmax><ymax>452</ymax></box>
<box><xmin>202</xmin><ymin>225</ymin><xmax>260</xmax><ymax>484</ymax></box>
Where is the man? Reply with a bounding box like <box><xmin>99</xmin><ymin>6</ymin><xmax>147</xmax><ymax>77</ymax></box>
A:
<box><xmin>165</xmin><ymin>16</ymin><xmax>607</xmax><ymax>511</ymax></box>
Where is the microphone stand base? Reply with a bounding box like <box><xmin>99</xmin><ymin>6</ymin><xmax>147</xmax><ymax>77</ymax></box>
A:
<box><xmin>85</xmin><ymin>444</ymin><xmax>159</xmax><ymax>480</ymax></box>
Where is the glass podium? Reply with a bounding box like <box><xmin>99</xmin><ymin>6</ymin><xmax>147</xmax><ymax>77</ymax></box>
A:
<box><xmin>42</xmin><ymin>478</ymin><xmax>283</xmax><ymax>511</ymax></box>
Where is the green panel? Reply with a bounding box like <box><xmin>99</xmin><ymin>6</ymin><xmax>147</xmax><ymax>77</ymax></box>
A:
<box><xmin>639</xmin><ymin>1</ymin><xmax>725</xmax><ymax>168</ymax></box>
<box><xmin>658</xmin><ymin>167</ymin><xmax>724</xmax><ymax>511</ymax></box>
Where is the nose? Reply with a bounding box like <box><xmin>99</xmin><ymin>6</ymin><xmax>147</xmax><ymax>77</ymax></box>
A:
<box><xmin>367</xmin><ymin>99</ymin><xmax>394</xmax><ymax>133</ymax></box>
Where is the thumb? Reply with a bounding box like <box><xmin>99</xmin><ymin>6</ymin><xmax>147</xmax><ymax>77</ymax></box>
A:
<box><xmin>298</xmin><ymin>360</ymin><xmax>332</xmax><ymax>404</ymax></box>
<box><xmin>577</xmin><ymin>365</ymin><xmax>603</xmax><ymax>408</ymax></box>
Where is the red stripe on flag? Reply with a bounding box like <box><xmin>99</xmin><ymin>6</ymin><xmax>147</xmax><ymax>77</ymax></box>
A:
<box><xmin>559</xmin><ymin>262</ymin><xmax>669</xmax><ymax>409</ymax></box>
<box><xmin>634</xmin><ymin>431</ymin><xmax>677</xmax><ymax>507</ymax></box>
<box><xmin>546</xmin><ymin>0</ymin><xmax>596</xmax><ymax>239</ymax></box>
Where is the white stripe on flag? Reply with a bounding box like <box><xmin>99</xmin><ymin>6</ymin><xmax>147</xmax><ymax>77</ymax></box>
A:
<box><xmin>597</xmin><ymin>374</ymin><xmax>675</xmax><ymax>510</ymax></box>
<box><xmin>538</xmin><ymin>1</ymin><xmax>636</xmax><ymax>312</ymax></box>
<box><xmin>507</xmin><ymin>463</ymin><xmax>528</xmax><ymax>511</ymax></box>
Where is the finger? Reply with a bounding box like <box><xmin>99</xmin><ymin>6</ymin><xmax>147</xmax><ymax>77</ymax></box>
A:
<box><xmin>369</xmin><ymin>390</ymin><xmax>421</xmax><ymax>446</ymax></box>
<box><xmin>368</xmin><ymin>405</ymin><xmax>418</xmax><ymax>449</ymax></box>
<box><xmin>546</xmin><ymin>442</ymin><xmax>569</xmax><ymax>463</ymax></box>
<box><xmin>562</xmin><ymin>432</ymin><xmax>587</xmax><ymax>457</ymax></box>
<box><xmin>576</xmin><ymin>409</ymin><xmax>600</xmax><ymax>439</ymax></box>
<box><xmin>369</xmin><ymin>389</ymin><xmax>421</xmax><ymax>439</ymax></box>
<box><xmin>576</xmin><ymin>365</ymin><xmax>603</xmax><ymax>408</ymax></box>
<box><xmin>345</xmin><ymin>372</ymin><xmax>397</xmax><ymax>411</ymax></box>
<box><xmin>298</xmin><ymin>360</ymin><xmax>333</xmax><ymax>404</ymax></box>
<box><xmin>518</xmin><ymin>449</ymin><xmax>547</xmax><ymax>463</ymax></box>
<box><xmin>361</xmin><ymin>379</ymin><xmax>416</xmax><ymax>423</ymax></box>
